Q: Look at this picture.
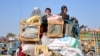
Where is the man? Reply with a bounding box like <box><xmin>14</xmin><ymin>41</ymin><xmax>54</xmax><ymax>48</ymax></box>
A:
<box><xmin>60</xmin><ymin>5</ymin><xmax>70</xmax><ymax>24</ymax></box>
<box><xmin>41</xmin><ymin>8</ymin><xmax>52</xmax><ymax>33</ymax></box>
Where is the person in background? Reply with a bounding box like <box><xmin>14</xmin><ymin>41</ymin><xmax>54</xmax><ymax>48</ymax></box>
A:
<box><xmin>70</xmin><ymin>17</ymin><xmax>79</xmax><ymax>38</ymax></box>
<box><xmin>1</xmin><ymin>47</ymin><xmax>7</xmax><ymax>55</ymax></box>
<box><xmin>41</xmin><ymin>8</ymin><xmax>52</xmax><ymax>33</ymax></box>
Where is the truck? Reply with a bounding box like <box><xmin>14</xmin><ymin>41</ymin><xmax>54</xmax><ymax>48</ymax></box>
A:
<box><xmin>80</xmin><ymin>31</ymin><xmax>100</xmax><ymax>55</ymax></box>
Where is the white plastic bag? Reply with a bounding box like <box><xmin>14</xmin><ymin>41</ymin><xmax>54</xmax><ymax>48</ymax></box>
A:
<box><xmin>60</xmin><ymin>47</ymin><xmax>83</xmax><ymax>56</ymax></box>
<box><xmin>48</xmin><ymin>38</ymin><xmax>69</xmax><ymax>50</ymax></box>
<box><xmin>22</xmin><ymin>44</ymin><xmax>35</xmax><ymax>56</ymax></box>
<box><xmin>41</xmin><ymin>33</ymin><xmax>53</xmax><ymax>45</ymax></box>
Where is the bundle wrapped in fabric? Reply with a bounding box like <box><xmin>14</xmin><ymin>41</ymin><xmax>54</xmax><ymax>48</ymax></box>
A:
<box><xmin>48</xmin><ymin>36</ymin><xmax>81</xmax><ymax>50</ymax></box>
<box><xmin>22</xmin><ymin>25</ymin><xmax>38</xmax><ymax>38</ymax></box>
<box><xmin>47</xmin><ymin>15</ymin><xmax>64</xmax><ymax>37</ymax></box>
<box><xmin>20</xmin><ymin>15</ymin><xmax>41</xmax><ymax>41</ymax></box>
<box><xmin>47</xmin><ymin>36</ymin><xmax>83</xmax><ymax>56</ymax></box>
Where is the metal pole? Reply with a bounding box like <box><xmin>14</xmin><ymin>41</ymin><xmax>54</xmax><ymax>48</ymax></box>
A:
<box><xmin>93</xmin><ymin>31</ymin><xmax>96</xmax><ymax>56</ymax></box>
<box><xmin>94</xmin><ymin>31</ymin><xmax>99</xmax><ymax>56</ymax></box>
<box><xmin>96</xmin><ymin>32</ymin><xmax>99</xmax><ymax>56</ymax></box>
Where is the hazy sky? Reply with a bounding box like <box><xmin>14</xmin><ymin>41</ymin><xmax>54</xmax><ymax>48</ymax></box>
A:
<box><xmin>0</xmin><ymin>0</ymin><xmax>100</xmax><ymax>36</ymax></box>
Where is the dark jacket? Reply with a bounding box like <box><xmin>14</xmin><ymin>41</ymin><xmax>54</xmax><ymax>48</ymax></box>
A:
<box><xmin>60</xmin><ymin>13</ymin><xmax>70</xmax><ymax>24</ymax></box>
<box><xmin>41</xmin><ymin>15</ymin><xmax>48</xmax><ymax>32</ymax></box>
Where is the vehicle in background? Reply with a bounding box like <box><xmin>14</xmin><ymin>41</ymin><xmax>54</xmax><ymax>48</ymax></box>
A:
<box><xmin>7</xmin><ymin>40</ymin><xmax>20</xmax><ymax>56</ymax></box>
<box><xmin>0</xmin><ymin>43</ymin><xmax>6</xmax><ymax>54</ymax></box>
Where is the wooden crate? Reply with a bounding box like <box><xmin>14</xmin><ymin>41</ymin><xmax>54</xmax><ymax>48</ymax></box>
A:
<box><xmin>47</xmin><ymin>20</ymin><xmax>64</xmax><ymax>37</ymax></box>
<box><xmin>19</xmin><ymin>20</ymin><xmax>41</xmax><ymax>42</ymax></box>
<box><xmin>34</xmin><ymin>45</ymin><xmax>52</xmax><ymax>56</ymax></box>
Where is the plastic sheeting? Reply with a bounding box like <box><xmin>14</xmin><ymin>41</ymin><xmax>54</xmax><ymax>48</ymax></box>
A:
<box><xmin>29</xmin><ymin>7</ymin><xmax>44</xmax><ymax>17</ymax></box>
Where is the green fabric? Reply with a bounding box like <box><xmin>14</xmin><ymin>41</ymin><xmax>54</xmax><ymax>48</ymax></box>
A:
<box><xmin>72</xmin><ymin>39</ymin><xmax>79</xmax><ymax>48</ymax></box>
